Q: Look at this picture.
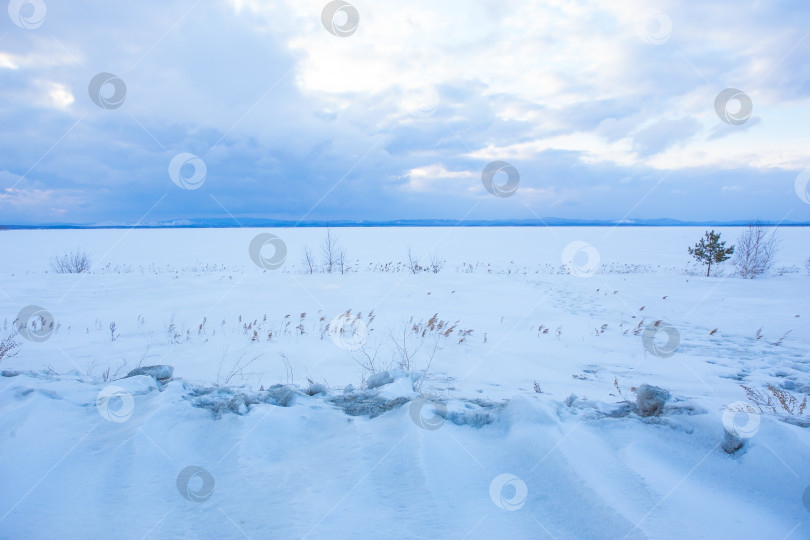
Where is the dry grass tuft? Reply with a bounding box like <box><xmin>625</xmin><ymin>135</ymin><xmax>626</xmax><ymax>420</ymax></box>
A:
<box><xmin>741</xmin><ymin>384</ymin><xmax>808</xmax><ymax>416</ymax></box>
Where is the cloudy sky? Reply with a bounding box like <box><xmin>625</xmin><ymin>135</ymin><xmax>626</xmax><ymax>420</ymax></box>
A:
<box><xmin>1</xmin><ymin>0</ymin><xmax>809</xmax><ymax>225</ymax></box>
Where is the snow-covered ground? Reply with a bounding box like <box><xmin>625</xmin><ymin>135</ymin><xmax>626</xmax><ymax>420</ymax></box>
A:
<box><xmin>1</xmin><ymin>226</ymin><xmax>809</xmax><ymax>539</ymax></box>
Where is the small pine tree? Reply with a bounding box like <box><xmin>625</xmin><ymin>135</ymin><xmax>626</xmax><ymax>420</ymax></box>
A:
<box><xmin>688</xmin><ymin>230</ymin><xmax>734</xmax><ymax>276</ymax></box>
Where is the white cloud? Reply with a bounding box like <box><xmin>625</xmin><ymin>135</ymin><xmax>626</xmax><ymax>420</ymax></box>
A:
<box><xmin>0</xmin><ymin>187</ymin><xmax>78</xmax><ymax>215</ymax></box>
<box><xmin>0</xmin><ymin>52</ymin><xmax>19</xmax><ymax>70</ymax></box>
<box><xmin>402</xmin><ymin>164</ymin><xmax>476</xmax><ymax>193</ymax></box>
<box><xmin>47</xmin><ymin>82</ymin><xmax>74</xmax><ymax>109</ymax></box>
<box><xmin>220</xmin><ymin>0</ymin><xmax>810</xmax><ymax>173</ymax></box>
<box><xmin>466</xmin><ymin>133</ymin><xmax>638</xmax><ymax>168</ymax></box>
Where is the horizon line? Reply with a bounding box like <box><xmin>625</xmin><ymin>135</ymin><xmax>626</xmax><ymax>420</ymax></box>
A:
<box><xmin>2</xmin><ymin>218</ymin><xmax>809</xmax><ymax>230</ymax></box>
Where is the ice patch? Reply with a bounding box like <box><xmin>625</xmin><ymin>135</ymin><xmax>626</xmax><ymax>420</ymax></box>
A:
<box><xmin>184</xmin><ymin>383</ymin><xmax>299</xmax><ymax>419</ymax></box>
<box><xmin>366</xmin><ymin>369</ymin><xmax>419</xmax><ymax>389</ymax></box>
<box><xmin>306</xmin><ymin>382</ymin><xmax>328</xmax><ymax>396</ymax></box>
<box><xmin>125</xmin><ymin>365</ymin><xmax>174</xmax><ymax>384</ymax></box>
<box><xmin>328</xmin><ymin>390</ymin><xmax>409</xmax><ymax>418</ymax></box>
<box><xmin>635</xmin><ymin>384</ymin><xmax>671</xmax><ymax>417</ymax></box>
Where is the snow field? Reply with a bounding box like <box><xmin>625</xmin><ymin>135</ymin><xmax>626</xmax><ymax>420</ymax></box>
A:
<box><xmin>1</xmin><ymin>226</ymin><xmax>809</xmax><ymax>538</ymax></box>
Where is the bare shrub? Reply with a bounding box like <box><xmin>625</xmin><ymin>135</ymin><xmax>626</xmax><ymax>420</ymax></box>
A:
<box><xmin>316</xmin><ymin>226</ymin><xmax>348</xmax><ymax>274</ymax></box>
<box><xmin>338</xmin><ymin>250</ymin><xmax>346</xmax><ymax>275</ymax></box>
<box><xmin>405</xmin><ymin>250</ymin><xmax>443</xmax><ymax>274</ymax></box>
<box><xmin>99</xmin><ymin>359</ymin><xmax>128</xmax><ymax>382</ymax></box>
<box><xmin>302</xmin><ymin>245</ymin><xmax>316</xmax><ymax>274</ymax></box>
<box><xmin>407</xmin><ymin>248</ymin><xmax>421</xmax><ymax>274</ymax></box>
<box><xmin>428</xmin><ymin>252</ymin><xmax>444</xmax><ymax>273</ymax></box>
<box><xmin>389</xmin><ymin>314</ymin><xmax>462</xmax><ymax>392</ymax></box>
<box><xmin>0</xmin><ymin>332</ymin><xmax>21</xmax><ymax>363</ymax></box>
<box><xmin>51</xmin><ymin>249</ymin><xmax>91</xmax><ymax>273</ymax></box>
<box><xmin>321</xmin><ymin>226</ymin><xmax>339</xmax><ymax>274</ymax></box>
<box><xmin>391</xmin><ymin>320</ymin><xmax>435</xmax><ymax>372</ymax></box>
<box><xmin>216</xmin><ymin>349</ymin><xmax>262</xmax><ymax>386</ymax></box>
<box><xmin>733</xmin><ymin>222</ymin><xmax>778</xmax><ymax>278</ymax></box>
<box><xmin>280</xmin><ymin>352</ymin><xmax>294</xmax><ymax>384</ymax></box>
<box><xmin>353</xmin><ymin>337</ymin><xmax>392</xmax><ymax>375</ymax></box>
